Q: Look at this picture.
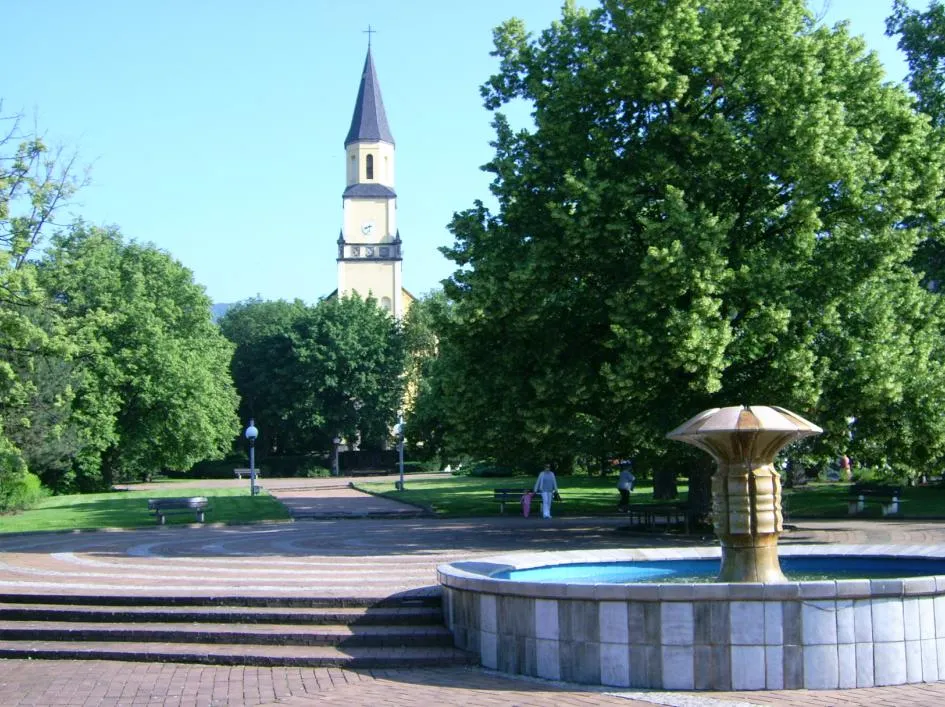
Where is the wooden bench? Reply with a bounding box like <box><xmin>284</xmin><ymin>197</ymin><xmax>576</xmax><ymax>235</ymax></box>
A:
<box><xmin>848</xmin><ymin>484</ymin><xmax>901</xmax><ymax>516</ymax></box>
<box><xmin>626</xmin><ymin>503</ymin><xmax>694</xmax><ymax>533</ymax></box>
<box><xmin>234</xmin><ymin>468</ymin><xmax>262</xmax><ymax>480</ymax></box>
<box><xmin>493</xmin><ymin>489</ymin><xmax>529</xmax><ymax>514</ymax></box>
<box><xmin>147</xmin><ymin>497</ymin><xmax>210</xmax><ymax>525</ymax></box>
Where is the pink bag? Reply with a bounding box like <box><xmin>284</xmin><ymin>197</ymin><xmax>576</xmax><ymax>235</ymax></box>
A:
<box><xmin>521</xmin><ymin>491</ymin><xmax>534</xmax><ymax>518</ymax></box>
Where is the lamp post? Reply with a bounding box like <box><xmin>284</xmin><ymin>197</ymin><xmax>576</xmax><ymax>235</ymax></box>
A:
<box><xmin>397</xmin><ymin>414</ymin><xmax>405</xmax><ymax>491</ymax></box>
<box><xmin>332</xmin><ymin>436</ymin><xmax>341</xmax><ymax>477</ymax></box>
<box><xmin>245</xmin><ymin>419</ymin><xmax>259</xmax><ymax>497</ymax></box>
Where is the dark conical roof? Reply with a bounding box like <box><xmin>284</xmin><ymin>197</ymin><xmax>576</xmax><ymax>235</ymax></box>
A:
<box><xmin>345</xmin><ymin>48</ymin><xmax>394</xmax><ymax>146</ymax></box>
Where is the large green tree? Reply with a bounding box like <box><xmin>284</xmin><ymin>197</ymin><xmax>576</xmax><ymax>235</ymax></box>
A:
<box><xmin>437</xmin><ymin>0</ymin><xmax>945</xmax><ymax>491</ymax></box>
<box><xmin>887</xmin><ymin>1</ymin><xmax>945</xmax><ymax>293</ymax></box>
<box><xmin>218</xmin><ymin>298</ymin><xmax>310</xmax><ymax>455</ymax></box>
<box><xmin>402</xmin><ymin>291</ymin><xmax>453</xmax><ymax>461</ymax></box>
<box><xmin>888</xmin><ymin>0</ymin><xmax>945</xmax><ymax>126</ymax></box>
<box><xmin>220</xmin><ymin>295</ymin><xmax>407</xmax><ymax>457</ymax></box>
<box><xmin>0</xmin><ymin>108</ymin><xmax>84</xmax><ymax>504</ymax></box>
<box><xmin>37</xmin><ymin>224</ymin><xmax>240</xmax><ymax>488</ymax></box>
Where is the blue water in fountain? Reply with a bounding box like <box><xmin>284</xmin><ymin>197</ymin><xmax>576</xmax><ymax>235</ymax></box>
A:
<box><xmin>493</xmin><ymin>556</ymin><xmax>945</xmax><ymax>584</ymax></box>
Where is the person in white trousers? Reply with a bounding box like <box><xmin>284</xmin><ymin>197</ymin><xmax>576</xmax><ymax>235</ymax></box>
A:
<box><xmin>533</xmin><ymin>464</ymin><xmax>559</xmax><ymax>519</ymax></box>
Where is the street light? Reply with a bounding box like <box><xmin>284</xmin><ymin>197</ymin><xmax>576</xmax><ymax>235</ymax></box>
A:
<box><xmin>396</xmin><ymin>414</ymin><xmax>405</xmax><ymax>491</ymax></box>
<box><xmin>245</xmin><ymin>419</ymin><xmax>259</xmax><ymax>497</ymax></box>
<box><xmin>332</xmin><ymin>436</ymin><xmax>341</xmax><ymax>477</ymax></box>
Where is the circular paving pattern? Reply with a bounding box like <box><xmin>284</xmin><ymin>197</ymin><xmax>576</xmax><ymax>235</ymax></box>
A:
<box><xmin>3</xmin><ymin>478</ymin><xmax>945</xmax><ymax>706</ymax></box>
<box><xmin>2</xmin><ymin>514</ymin><xmax>945</xmax><ymax>599</ymax></box>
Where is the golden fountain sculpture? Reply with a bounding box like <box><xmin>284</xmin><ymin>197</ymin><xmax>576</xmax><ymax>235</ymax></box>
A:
<box><xmin>667</xmin><ymin>406</ymin><xmax>822</xmax><ymax>583</ymax></box>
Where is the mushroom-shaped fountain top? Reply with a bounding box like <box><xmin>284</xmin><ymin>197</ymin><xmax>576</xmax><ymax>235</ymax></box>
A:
<box><xmin>667</xmin><ymin>405</ymin><xmax>823</xmax><ymax>583</ymax></box>
<box><xmin>666</xmin><ymin>405</ymin><xmax>822</xmax><ymax>465</ymax></box>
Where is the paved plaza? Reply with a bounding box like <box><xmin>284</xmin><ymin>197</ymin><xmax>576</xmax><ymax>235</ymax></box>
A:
<box><xmin>2</xmin><ymin>476</ymin><xmax>945</xmax><ymax>705</ymax></box>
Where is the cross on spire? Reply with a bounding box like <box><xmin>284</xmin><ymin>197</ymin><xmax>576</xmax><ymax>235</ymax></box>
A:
<box><xmin>364</xmin><ymin>24</ymin><xmax>377</xmax><ymax>48</ymax></box>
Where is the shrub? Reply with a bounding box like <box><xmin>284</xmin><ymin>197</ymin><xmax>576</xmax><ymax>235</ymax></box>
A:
<box><xmin>262</xmin><ymin>455</ymin><xmax>331</xmax><ymax>477</ymax></box>
<box><xmin>400</xmin><ymin>460</ymin><xmax>441</xmax><ymax>474</ymax></box>
<box><xmin>303</xmin><ymin>465</ymin><xmax>332</xmax><ymax>478</ymax></box>
<box><xmin>0</xmin><ymin>439</ymin><xmax>46</xmax><ymax>512</ymax></box>
<box><xmin>189</xmin><ymin>454</ymin><xmax>332</xmax><ymax>479</ymax></box>
<box><xmin>851</xmin><ymin>466</ymin><xmax>879</xmax><ymax>483</ymax></box>
<box><xmin>467</xmin><ymin>460</ymin><xmax>520</xmax><ymax>478</ymax></box>
<box><xmin>187</xmin><ymin>456</ymin><xmax>246</xmax><ymax>479</ymax></box>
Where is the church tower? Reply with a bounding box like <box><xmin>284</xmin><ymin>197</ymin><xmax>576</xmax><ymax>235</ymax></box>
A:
<box><xmin>337</xmin><ymin>46</ymin><xmax>407</xmax><ymax>317</ymax></box>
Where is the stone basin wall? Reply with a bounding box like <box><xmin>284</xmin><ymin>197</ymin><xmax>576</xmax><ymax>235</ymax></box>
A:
<box><xmin>438</xmin><ymin>546</ymin><xmax>945</xmax><ymax>690</ymax></box>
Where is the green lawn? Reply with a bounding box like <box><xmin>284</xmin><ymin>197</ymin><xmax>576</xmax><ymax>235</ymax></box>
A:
<box><xmin>359</xmin><ymin>475</ymin><xmax>945</xmax><ymax>520</ymax></box>
<box><xmin>355</xmin><ymin>475</ymin><xmax>686</xmax><ymax>517</ymax></box>
<box><xmin>784</xmin><ymin>482</ymin><xmax>945</xmax><ymax>519</ymax></box>
<box><xmin>5</xmin><ymin>477</ymin><xmax>944</xmax><ymax>535</ymax></box>
<box><xmin>0</xmin><ymin>488</ymin><xmax>291</xmax><ymax>534</ymax></box>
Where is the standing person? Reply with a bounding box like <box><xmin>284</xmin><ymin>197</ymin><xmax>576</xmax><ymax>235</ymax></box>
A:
<box><xmin>617</xmin><ymin>461</ymin><xmax>635</xmax><ymax>512</ymax></box>
<box><xmin>533</xmin><ymin>464</ymin><xmax>559</xmax><ymax>519</ymax></box>
<box><xmin>840</xmin><ymin>454</ymin><xmax>851</xmax><ymax>481</ymax></box>
<box><xmin>521</xmin><ymin>490</ymin><xmax>534</xmax><ymax>518</ymax></box>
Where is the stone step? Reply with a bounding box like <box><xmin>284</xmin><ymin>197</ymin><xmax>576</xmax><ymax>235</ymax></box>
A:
<box><xmin>0</xmin><ymin>620</ymin><xmax>455</xmax><ymax>647</ymax></box>
<box><xmin>0</xmin><ymin>603</ymin><xmax>443</xmax><ymax>625</ymax></box>
<box><xmin>0</xmin><ymin>591</ymin><xmax>476</xmax><ymax>670</ymax></box>
<box><xmin>0</xmin><ymin>593</ymin><xmax>441</xmax><ymax>609</ymax></box>
<box><xmin>0</xmin><ymin>640</ymin><xmax>477</xmax><ymax>668</ymax></box>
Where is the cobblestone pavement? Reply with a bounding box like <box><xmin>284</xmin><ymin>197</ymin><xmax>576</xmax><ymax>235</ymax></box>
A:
<box><xmin>2</xmin><ymin>478</ymin><xmax>945</xmax><ymax>705</ymax></box>
<box><xmin>3</xmin><ymin>659</ymin><xmax>945</xmax><ymax>706</ymax></box>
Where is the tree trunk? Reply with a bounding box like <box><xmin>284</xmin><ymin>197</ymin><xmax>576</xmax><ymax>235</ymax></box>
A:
<box><xmin>99</xmin><ymin>447</ymin><xmax>118</xmax><ymax>491</ymax></box>
<box><xmin>791</xmin><ymin>459</ymin><xmax>807</xmax><ymax>488</ymax></box>
<box><xmin>687</xmin><ymin>456</ymin><xmax>714</xmax><ymax>517</ymax></box>
<box><xmin>653</xmin><ymin>465</ymin><xmax>678</xmax><ymax>500</ymax></box>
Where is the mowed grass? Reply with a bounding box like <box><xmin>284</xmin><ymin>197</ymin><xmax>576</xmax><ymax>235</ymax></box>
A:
<box><xmin>359</xmin><ymin>476</ymin><xmax>945</xmax><ymax>520</ymax></box>
<box><xmin>784</xmin><ymin>482</ymin><xmax>945</xmax><ymax>519</ymax></box>
<box><xmin>355</xmin><ymin>475</ymin><xmax>686</xmax><ymax>517</ymax></box>
<box><xmin>0</xmin><ymin>487</ymin><xmax>290</xmax><ymax>534</ymax></box>
<box><xmin>4</xmin><ymin>476</ymin><xmax>944</xmax><ymax>534</ymax></box>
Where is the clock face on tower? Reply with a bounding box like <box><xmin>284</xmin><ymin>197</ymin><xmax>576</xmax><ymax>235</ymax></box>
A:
<box><xmin>361</xmin><ymin>221</ymin><xmax>375</xmax><ymax>236</ymax></box>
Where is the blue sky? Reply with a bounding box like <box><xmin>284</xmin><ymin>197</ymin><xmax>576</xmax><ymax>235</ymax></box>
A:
<box><xmin>4</xmin><ymin>1</ymin><xmax>920</xmax><ymax>305</ymax></box>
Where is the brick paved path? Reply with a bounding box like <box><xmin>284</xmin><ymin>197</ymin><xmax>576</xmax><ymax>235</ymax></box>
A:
<box><xmin>3</xmin><ymin>659</ymin><xmax>945</xmax><ymax>706</ymax></box>
<box><xmin>3</xmin><ymin>477</ymin><xmax>945</xmax><ymax>705</ymax></box>
<box><xmin>0</xmin><ymin>661</ymin><xmax>657</xmax><ymax>707</ymax></box>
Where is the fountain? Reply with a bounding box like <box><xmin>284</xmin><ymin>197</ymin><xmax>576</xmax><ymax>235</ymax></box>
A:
<box><xmin>666</xmin><ymin>405</ymin><xmax>821</xmax><ymax>582</ymax></box>
<box><xmin>438</xmin><ymin>406</ymin><xmax>945</xmax><ymax>690</ymax></box>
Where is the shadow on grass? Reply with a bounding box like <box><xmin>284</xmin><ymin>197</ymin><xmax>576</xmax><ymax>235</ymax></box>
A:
<box><xmin>785</xmin><ymin>482</ymin><xmax>945</xmax><ymax>519</ymax></box>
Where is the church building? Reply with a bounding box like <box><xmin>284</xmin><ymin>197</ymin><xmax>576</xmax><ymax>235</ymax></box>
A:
<box><xmin>336</xmin><ymin>46</ymin><xmax>413</xmax><ymax>318</ymax></box>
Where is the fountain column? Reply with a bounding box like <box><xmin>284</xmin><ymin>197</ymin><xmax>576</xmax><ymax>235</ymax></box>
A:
<box><xmin>667</xmin><ymin>405</ymin><xmax>822</xmax><ymax>583</ymax></box>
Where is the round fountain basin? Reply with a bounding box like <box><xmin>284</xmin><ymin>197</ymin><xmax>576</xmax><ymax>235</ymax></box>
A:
<box><xmin>438</xmin><ymin>545</ymin><xmax>945</xmax><ymax>691</ymax></box>
<box><xmin>494</xmin><ymin>556</ymin><xmax>945</xmax><ymax>584</ymax></box>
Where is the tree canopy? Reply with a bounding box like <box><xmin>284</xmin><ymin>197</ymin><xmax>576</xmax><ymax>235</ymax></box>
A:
<box><xmin>0</xmin><ymin>109</ymin><xmax>84</xmax><ymax>502</ymax></box>
<box><xmin>36</xmin><ymin>224</ymin><xmax>240</xmax><ymax>488</ymax></box>
<box><xmin>219</xmin><ymin>295</ymin><xmax>407</xmax><ymax>457</ymax></box>
<box><xmin>430</xmin><ymin>0</ymin><xmax>945</xmax><ymax>486</ymax></box>
<box><xmin>402</xmin><ymin>291</ymin><xmax>453</xmax><ymax>460</ymax></box>
<box><xmin>886</xmin><ymin>0</ymin><xmax>945</xmax><ymax>293</ymax></box>
<box><xmin>888</xmin><ymin>0</ymin><xmax>945</xmax><ymax>126</ymax></box>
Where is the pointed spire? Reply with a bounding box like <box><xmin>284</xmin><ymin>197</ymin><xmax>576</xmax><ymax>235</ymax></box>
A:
<box><xmin>345</xmin><ymin>48</ymin><xmax>395</xmax><ymax>146</ymax></box>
